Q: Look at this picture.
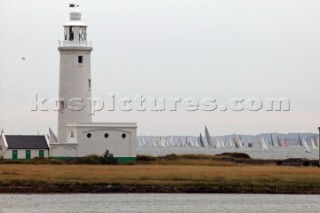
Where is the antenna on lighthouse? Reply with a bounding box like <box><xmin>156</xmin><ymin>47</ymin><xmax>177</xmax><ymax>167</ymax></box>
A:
<box><xmin>69</xmin><ymin>3</ymin><xmax>79</xmax><ymax>8</ymax></box>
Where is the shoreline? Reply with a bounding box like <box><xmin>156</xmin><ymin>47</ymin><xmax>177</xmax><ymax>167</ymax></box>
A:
<box><xmin>1</xmin><ymin>154</ymin><xmax>319</xmax><ymax>194</ymax></box>
<box><xmin>1</xmin><ymin>184</ymin><xmax>320</xmax><ymax>194</ymax></box>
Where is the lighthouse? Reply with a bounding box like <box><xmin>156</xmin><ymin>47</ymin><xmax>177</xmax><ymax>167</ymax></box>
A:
<box><xmin>57</xmin><ymin>5</ymin><xmax>92</xmax><ymax>143</ymax></box>
<box><xmin>50</xmin><ymin>5</ymin><xmax>137</xmax><ymax>163</ymax></box>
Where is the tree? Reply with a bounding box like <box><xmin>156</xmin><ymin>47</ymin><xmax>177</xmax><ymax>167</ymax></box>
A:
<box><xmin>102</xmin><ymin>150</ymin><xmax>117</xmax><ymax>164</ymax></box>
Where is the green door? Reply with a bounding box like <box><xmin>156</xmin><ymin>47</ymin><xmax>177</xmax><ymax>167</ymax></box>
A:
<box><xmin>12</xmin><ymin>150</ymin><xmax>18</xmax><ymax>160</ymax></box>
<box><xmin>26</xmin><ymin>150</ymin><xmax>31</xmax><ymax>160</ymax></box>
<box><xmin>39</xmin><ymin>150</ymin><xmax>44</xmax><ymax>158</ymax></box>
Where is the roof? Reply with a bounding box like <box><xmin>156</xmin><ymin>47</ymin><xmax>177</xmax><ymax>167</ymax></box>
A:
<box><xmin>4</xmin><ymin>135</ymin><xmax>49</xmax><ymax>149</ymax></box>
<box><xmin>67</xmin><ymin>122</ymin><xmax>138</xmax><ymax>128</ymax></box>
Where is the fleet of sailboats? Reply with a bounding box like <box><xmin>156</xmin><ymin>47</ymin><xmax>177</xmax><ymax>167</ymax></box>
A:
<box><xmin>137</xmin><ymin>128</ymin><xmax>319</xmax><ymax>153</ymax></box>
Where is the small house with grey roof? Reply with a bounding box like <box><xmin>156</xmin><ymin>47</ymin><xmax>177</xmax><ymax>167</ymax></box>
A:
<box><xmin>0</xmin><ymin>135</ymin><xmax>50</xmax><ymax>160</ymax></box>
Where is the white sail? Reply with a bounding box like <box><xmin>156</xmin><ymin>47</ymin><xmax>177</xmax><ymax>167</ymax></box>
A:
<box><xmin>277</xmin><ymin>136</ymin><xmax>283</xmax><ymax>147</ymax></box>
<box><xmin>271</xmin><ymin>134</ymin><xmax>277</xmax><ymax>147</ymax></box>
<box><xmin>193</xmin><ymin>137</ymin><xmax>201</xmax><ymax>147</ymax></box>
<box><xmin>221</xmin><ymin>138</ymin><xmax>226</xmax><ymax>149</ymax></box>
<box><xmin>160</xmin><ymin>137</ymin><xmax>167</xmax><ymax>147</ymax></box>
<box><xmin>299</xmin><ymin>136</ymin><xmax>310</xmax><ymax>152</ymax></box>
<box><xmin>216</xmin><ymin>137</ymin><xmax>221</xmax><ymax>149</ymax></box>
<box><xmin>166</xmin><ymin>137</ymin><xmax>170</xmax><ymax>147</ymax></box>
<box><xmin>186</xmin><ymin>137</ymin><xmax>192</xmax><ymax>147</ymax></box>
<box><xmin>137</xmin><ymin>137</ymin><xmax>142</xmax><ymax>147</ymax></box>
<box><xmin>302</xmin><ymin>137</ymin><xmax>311</xmax><ymax>153</ymax></box>
<box><xmin>218</xmin><ymin>137</ymin><xmax>226</xmax><ymax>149</ymax></box>
<box><xmin>310</xmin><ymin>139</ymin><xmax>317</xmax><ymax>149</ymax></box>
<box><xmin>151</xmin><ymin>136</ymin><xmax>157</xmax><ymax>147</ymax></box>
<box><xmin>228</xmin><ymin>140</ymin><xmax>233</xmax><ymax>147</ymax></box>
<box><xmin>257</xmin><ymin>136</ymin><xmax>268</xmax><ymax>151</ymax></box>
<box><xmin>239</xmin><ymin>137</ymin><xmax>243</xmax><ymax>148</ymax></box>
<box><xmin>248</xmin><ymin>137</ymin><xmax>253</xmax><ymax>147</ymax></box>
<box><xmin>205</xmin><ymin>126</ymin><xmax>215</xmax><ymax>148</ymax></box>
<box><xmin>315</xmin><ymin>135</ymin><xmax>319</xmax><ymax>148</ymax></box>
<box><xmin>198</xmin><ymin>134</ymin><xmax>205</xmax><ymax>147</ymax></box>
<box><xmin>261</xmin><ymin>137</ymin><xmax>268</xmax><ymax>151</ymax></box>
<box><xmin>49</xmin><ymin>127</ymin><xmax>58</xmax><ymax>143</ymax></box>
<box><xmin>141</xmin><ymin>136</ymin><xmax>146</xmax><ymax>146</ymax></box>
<box><xmin>233</xmin><ymin>134</ymin><xmax>243</xmax><ymax>148</ymax></box>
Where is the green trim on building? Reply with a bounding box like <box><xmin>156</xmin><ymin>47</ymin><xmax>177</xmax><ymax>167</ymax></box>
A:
<box><xmin>52</xmin><ymin>157</ymin><xmax>136</xmax><ymax>163</ymax></box>
<box><xmin>12</xmin><ymin>150</ymin><xmax>18</xmax><ymax>160</ymax></box>
<box><xmin>53</xmin><ymin>157</ymin><xmax>78</xmax><ymax>160</ymax></box>
<box><xmin>115</xmin><ymin>157</ymin><xmax>136</xmax><ymax>163</ymax></box>
<box><xmin>39</xmin><ymin>150</ymin><xmax>45</xmax><ymax>158</ymax></box>
<box><xmin>26</xmin><ymin>150</ymin><xmax>31</xmax><ymax>160</ymax></box>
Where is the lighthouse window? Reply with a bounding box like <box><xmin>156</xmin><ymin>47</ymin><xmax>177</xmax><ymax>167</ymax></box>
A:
<box><xmin>70</xmin><ymin>131</ymin><xmax>75</xmax><ymax>138</ymax></box>
<box><xmin>87</xmin><ymin>133</ymin><xmax>92</xmax><ymax>139</ymax></box>
<box><xmin>69</xmin><ymin>27</ymin><xmax>74</xmax><ymax>41</ymax></box>
<box><xmin>78</xmin><ymin>56</ymin><xmax>83</xmax><ymax>64</ymax></box>
<box><xmin>79</xmin><ymin>27</ymin><xmax>87</xmax><ymax>41</ymax></box>
<box><xmin>104</xmin><ymin>133</ymin><xmax>109</xmax><ymax>139</ymax></box>
<box><xmin>122</xmin><ymin>133</ymin><xmax>127</xmax><ymax>139</ymax></box>
<box><xmin>88</xmin><ymin>79</ymin><xmax>91</xmax><ymax>90</ymax></box>
<box><xmin>64</xmin><ymin>28</ymin><xmax>68</xmax><ymax>40</ymax></box>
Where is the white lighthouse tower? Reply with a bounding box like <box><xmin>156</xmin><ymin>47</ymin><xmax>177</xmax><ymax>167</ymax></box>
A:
<box><xmin>57</xmin><ymin>5</ymin><xmax>92</xmax><ymax>142</ymax></box>
<box><xmin>51</xmin><ymin>5</ymin><xmax>137</xmax><ymax>163</ymax></box>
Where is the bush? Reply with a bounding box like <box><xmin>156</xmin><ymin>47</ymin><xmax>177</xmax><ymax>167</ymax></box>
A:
<box><xmin>102</xmin><ymin>150</ymin><xmax>117</xmax><ymax>164</ymax></box>
<box><xmin>137</xmin><ymin>155</ymin><xmax>157</xmax><ymax>162</ymax></box>
<box><xmin>215</xmin><ymin>152</ymin><xmax>251</xmax><ymax>159</ymax></box>
<box><xmin>70</xmin><ymin>155</ymin><xmax>104</xmax><ymax>164</ymax></box>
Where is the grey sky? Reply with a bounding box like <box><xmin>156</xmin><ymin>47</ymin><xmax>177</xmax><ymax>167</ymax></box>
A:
<box><xmin>0</xmin><ymin>0</ymin><xmax>319</xmax><ymax>135</ymax></box>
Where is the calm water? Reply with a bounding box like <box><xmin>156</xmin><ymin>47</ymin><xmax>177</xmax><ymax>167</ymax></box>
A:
<box><xmin>137</xmin><ymin>146</ymin><xmax>320</xmax><ymax>160</ymax></box>
<box><xmin>0</xmin><ymin>194</ymin><xmax>319</xmax><ymax>213</ymax></box>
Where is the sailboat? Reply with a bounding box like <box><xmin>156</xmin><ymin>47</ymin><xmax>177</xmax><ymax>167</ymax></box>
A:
<box><xmin>216</xmin><ymin>137</ymin><xmax>221</xmax><ymax>149</ymax></box>
<box><xmin>186</xmin><ymin>137</ymin><xmax>193</xmax><ymax>147</ymax></box>
<box><xmin>141</xmin><ymin>136</ymin><xmax>146</xmax><ymax>147</ymax></box>
<box><xmin>232</xmin><ymin>134</ymin><xmax>243</xmax><ymax>148</ymax></box>
<box><xmin>281</xmin><ymin>137</ymin><xmax>288</xmax><ymax>147</ymax></box>
<box><xmin>171</xmin><ymin>136</ymin><xmax>177</xmax><ymax>146</ymax></box>
<box><xmin>271</xmin><ymin>134</ymin><xmax>277</xmax><ymax>147</ymax></box>
<box><xmin>49</xmin><ymin>127</ymin><xmax>58</xmax><ymax>143</ymax></box>
<box><xmin>310</xmin><ymin>139</ymin><xmax>317</xmax><ymax>149</ymax></box>
<box><xmin>193</xmin><ymin>137</ymin><xmax>201</xmax><ymax>147</ymax></box>
<box><xmin>277</xmin><ymin>136</ymin><xmax>283</xmax><ymax>147</ymax></box>
<box><xmin>261</xmin><ymin>137</ymin><xmax>269</xmax><ymax>151</ymax></box>
<box><xmin>248</xmin><ymin>137</ymin><xmax>253</xmax><ymax>147</ymax></box>
<box><xmin>151</xmin><ymin>136</ymin><xmax>157</xmax><ymax>147</ymax></box>
<box><xmin>314</xmin><ymin>135</ymin><xmax>319</xmax><ymax>148</ymax></box>
<box><xmin>198</xmin><ymin>134</ymin><xmax>205</xmax><ymax>147</ymax></box>
<box><xmin>239</xmin><ymin>135</ymin><xmax>245</xmax><ymax>147</ymax></box>
<box><xmin>205</xmin><ymin>126</ymin><xmax>215</xmax><ymax>148</ymax></box>
<box><xmin>218</xmin><ymin>137</ymin><xmax>226</xmax><ymax>149</ymax></box>
<box><xmin>257</xmin><ymin>135</ymin><xmax>268</xmax><ymax>151</ymax></box>
<box><xmin>137</xmin><ymin>137</ymin><xmax>142</xmax><ymax>147</ymax></box>
<box><xmin>299</xmin><ymin>136</ymin><xmax>311</xmax><ymax>153</ymax></box>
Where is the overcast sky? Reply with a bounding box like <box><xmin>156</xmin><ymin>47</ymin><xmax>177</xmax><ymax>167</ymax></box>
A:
<box><xmin>0</xmin><ymin>0</ymin><xmax>319</xmax><ymax>135</ymax></box>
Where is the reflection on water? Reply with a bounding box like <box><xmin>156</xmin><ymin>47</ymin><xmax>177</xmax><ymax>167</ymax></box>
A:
<box><xmin>0</xmin><ymin>194</ymin><xmax>319</xmax><ymax>213</ymax></box>
<box><xmin>138</xmin><ymin>146</ymin><xmax>319</xmax><ymax>159</ymax></box>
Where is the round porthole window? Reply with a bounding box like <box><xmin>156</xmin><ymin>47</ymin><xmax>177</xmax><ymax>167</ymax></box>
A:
<box><xmin>122</xmin><ymin>133</ymin><xmax>126</xmax><ymax>139</ymax></box>
<box><xmin>104</xmin><ymin>133</ymin><xmax>109</xmax><ymax>138</ymax></box>
<box><xmin>87</xmin><ymin>133</ymin><xmax>92</xmax><ymax>138</ymax></box>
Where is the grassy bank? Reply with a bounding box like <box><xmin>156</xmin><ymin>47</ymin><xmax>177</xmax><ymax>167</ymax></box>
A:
<box><xmin>0</xmin><ymin>154</ymin><xmax>319</xmax><ymax>193</ymax></box>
